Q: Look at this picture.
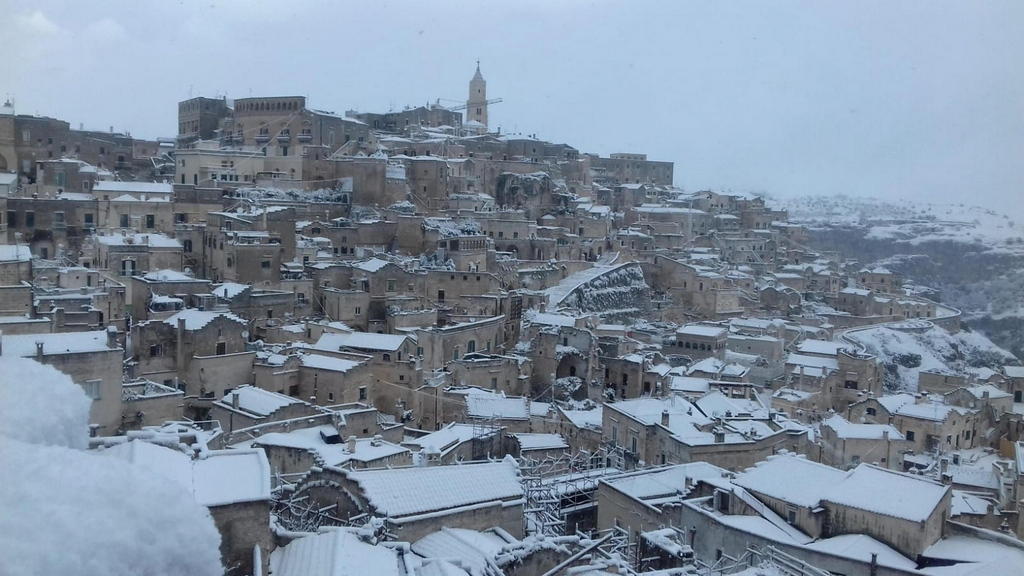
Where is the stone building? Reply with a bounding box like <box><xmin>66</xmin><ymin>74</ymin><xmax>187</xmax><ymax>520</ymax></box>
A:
<box><xmin>131</xmin><ymin>308</ymin><xmax>252</xmax><ymax>398</ymax></box>
<box><xmin>1</xmin><ymin>327</ymin><xmax>123</xmax><ymax>432</ymax></box>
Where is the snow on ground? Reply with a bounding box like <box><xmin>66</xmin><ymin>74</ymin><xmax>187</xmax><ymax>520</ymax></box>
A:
<box><xmin>846</xmin><ymin>325</ymin><xmax>1016</xmax><ymax>391</ymax></box>
<box><xmin>0</xmin><ymin>357</ymin><xmax>223</xmax><ymax>576</ymax></box>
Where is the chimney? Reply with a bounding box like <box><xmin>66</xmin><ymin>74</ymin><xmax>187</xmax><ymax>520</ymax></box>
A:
<box><xmin>347</xmin><ymin>435</ymin><xmax>357</xmax><ymax>453</ymax></box>
<box><xmin>106</xmin><ymin>325</ymin><xmax>118</xmax><ymax>348</ymax></box>
<box><xmin>231</xmin><ymin>392</ymin><xmax>240</xmax><ymax>410</ymax></box>
<box><xmin>176</xmin><ymin>317</ymin><xmax>186</xmax><ymax>368</ymax></box>
<box><xmin>661</xmin><ymin>410</ymin><xmax>670</xmax><ymax>427</ymax></box>
<box><xmin>713</xmin><ymin>429</ymin><xmax>725</xmax><ymax>444</ymax></box>
<box><xmin>35</xmin><ymin>340</ymin><xmax>44</xmax><ymax>358</ymax></box>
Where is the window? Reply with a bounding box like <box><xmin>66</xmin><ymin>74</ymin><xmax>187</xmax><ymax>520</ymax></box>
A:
<box><xmin>866</xmin><ymin>407</ymin><xmax>876</xmax><ymax>416</ymax></box>
<box><xmin>906</xmin><ymin>430</ymin><xmax>915</xmax><ymax>442</ymax></box>
<box><xmin>358</xmin><ymin>387</ymin><xmax>367</xmax><ymax>401</ymax></box>
<box><xmin>82</xmin><ymin>380</ymin><xmax>102</xmax><ymax>400</ymax></box>
<box><xmin>25</xmin><ymin>212</ymin><xmax>34</xmax><ymax>228</ymax></box>
<box><xmin>149</xmin><ymin>344</ymin><xmax>161</xmax><ymax>357</ymax></box>
<box><xmin>610</xmin><ymin>425</ymin><xmax>618</xmax><ymax>445</ymax></box>
<box><xmin>120</xmin><ymin>214</ymin><xmax>130</xmax><ymax>228</ymax></box>
<box><xmin>54</xmin><ymin>212</ymin><xmax>65</xmax><ymax>228</ymax></box>
<box><xmin>261</xmin><ymin>260</ymin><xmax>271</xmax><ymax>269</ymax></box>
<box><xmin>386</xmin><ymin>279</ymin><xmax>396</xmax><ymax>292</ymax></box>
<box><xmin>843</xmin><ymin>380</ymin><xmax>858</xmax><ymax>390</ymax></box>
<box><xmin>7</xmin><ymin>211</ymin><xmax>15</xmax><ymax>227</ymax></box>
<box><xmin>84</xmin><ymin>213</ymin><xmax>94</xmax><ymax>228</ymax></box>
<box><xmin>215</xmin><ymin>342</ymin><xmax>226</xmax><ymax>355</ymax></box>
<box><xmin>354</xmin><ymin>307</ymin><xmax>361</xmax><ymax>315</ymax></box>
<box><xmin>382</xmin><ymin>353</ymin><xmax>391</xmax><ymax>362</ymax></box>
<box><xmin>327</xmin><ymin>392</ymin><xmax>334</xmax><ymax>402</ymax></box>
<box><xmin>183</xmin><ymin>239</ymin><xmax>192</xmax><ymax>253</ymax></box>
<box><xmin>787</xmin><ymin>507</ymin><xmax>797</xmax><ymax>524</ymax></box>
<box><xmin>467</xmin><ymin>340</ymin><xmax>476</xmax><ymax>353</ymax></box>
<box><xmin>145</xmin><ymin>214</ymin><xmax>155</xmax><ymax>229</ymax></box>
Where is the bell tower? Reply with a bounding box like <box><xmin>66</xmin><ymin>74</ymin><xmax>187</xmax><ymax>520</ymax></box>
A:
<box><xmin>466</xmin><ymin>60</ymin><xmax>488</xmax><ymax>129</ymax></box>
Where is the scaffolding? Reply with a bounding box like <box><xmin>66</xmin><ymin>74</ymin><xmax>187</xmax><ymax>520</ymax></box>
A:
<box><xmin>520</xmin><ymin>445</ymin><xmax>629</xmax><ymax>538</ymax></box>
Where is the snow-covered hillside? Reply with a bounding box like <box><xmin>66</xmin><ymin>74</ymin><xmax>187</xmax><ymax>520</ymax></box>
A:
<box><xmin>845</xmin><ymin>324</ymin><xmax>1016</xmax><ymax>392</ymax></box>
<box><xmin>771</xmin><ymin>195</ymin><xmax>1024</xmax><ymax>254</ymax></box>
<box><xmin>769</xmin><ymin>195</ymin><xmax>1024</xmax><ymax>360</ymax></box>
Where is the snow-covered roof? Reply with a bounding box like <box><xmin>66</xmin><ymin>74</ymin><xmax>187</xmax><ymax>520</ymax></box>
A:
<box><xmin>875</xmin><ymin>393</ymin><xmax>916</xmax><ymax>414</ymax></box>
<box><xmin>2</xmin><ymin>330</ymin><xmax>117</xmax><ymax>356</ymax></box>
<box><xmin>686</xmin><ymin>357</ymin><xmax>748</xmax><ymax>378</ymax></box>
<box><xmin>823</xmin><ymin>464</ymin><xmax>948</xmax><ymax>522</ymax></box>
<box><xmin>271</xmin><ymin>528</ymin><xmax>402</xmax><ymax>576</ymax></box>
<box><xmin>251</xmin><ymin>425</ymin><xmax>408</xmax><ymax>467</ymax></box>
<box><xmin>214</xmin><ymin>282</ymin><xmax>250</xmax><ymax>299</ymax></box>
<box><xmin>142</xmin><ymin>269</ymin><xmax>196</xmax><ymax>282</ymax></box>
<box><xmin>94</xmin><ymin>233</ymin><xmax>182</xmax><ymax>248</ymax></box>
<box><xmin>313</xmin><ymin>331</ymin><xmax>407</xmax><ymax>352</ymax></box>
<box><xmin>603</xmin><ymin>462</ymin><xmax>726</xmax><ymax>502</ymax></box>
<box><xmin>0</xmin><ymin>244</ymin><xmax>31</xmax><ymax>262</ymax></box>
<box><xmin>527</xmin><ymin>312</ymin><xmax>579</xmax><ymax>328</ymax></box>
<box><xmin>676</xmin><ymin>324</ymin><xmax>727</xmax><ymax>338</ymax></box>
<box><xmin>162</xmin><ymin>309</ymin><xmax>246</xmax><ymax>331</ymax></box>
<box><xmin>796</xmin><ymin>339</ymin><xmax>846</xmax><ymax>356</ymax></box>
<box><xmin>668</xmin><ymin>376</ymin><xmax>711</xmax><ymax>394</ymax></box>
<box><xmin>300</xmin><ymin>353</ymin><xmax>363</xmax><ymax>373</ymax></box>
<box><xmin>950</xmin><ymin>490</ymin><xmax>992</xmax><ymax>516</ymax></box>
<box><xmin>1005</xmin><ymin>366</ymin><xmax>1024</xmax><ymax>379</ymax></box>
<box><xmin>93</xmin><ymin>181</ymin><xmax>172</xmax><ymax>194</ymax></box>
<box><xmin>695</xmin><ymin>391</ymin><xmax>769</xmax><ymax>419</ymax></box>
<box><xmin>411</xmin><ymin>527</ymin><xmax>512</xmax><ymax>576</ymax></box>
<box><xmin>895</xmin><ymin>399</ymin><xmax>971</xmax><ymax>422</ymax></box>
<box><xmin>512</xmin><ymin>433</ymin><xmax>568</xmax><ymax>451</ymax></box>
<box><xmin>786</xmin><ymin>353</ymin><xmax>839</xmax><ymax>374</ymax></box>
<box><xmin>821</xmin><ymin>415</ymin><xmax>904</xmax><ymax>440</ymax></box>
<box><xmin>733</xmin><ymin>454</ymin><xmax>847</xmax><ymax>508</ymax></box>
<box><xmin>216</xmin><ymin>385</ymin><xmax>301</xmax><ymax>417</ymax></box>
<box><xmin>403</xmin><ymin>423</ymin><xmax>496</xmax><ymax>455</ymax></box>
<box><xmin>559</xmin><ymin>406</ymin><xmax>603</xmax><ymax>431</ymax></box>
<box><xmin>346</xmin><ymin>458</ymin><xmax>522</xmax><ymax>518</ymax></box>
<box><xmin>803</xmin><ymin>534</ymin><xmax>917</xmax><ymax>571</ymax></box>
<box><xmin>464</xmin><ymin>390</ymin><xmax>530</xmax><ymax>420</ymax></box>
<box><xmin>961</xmin><ymin>384</ymin><xmax>1011</xmax><ymax>400</ymax></box>
<box><xmin>352</xmin><ymin>257</ymin><xmax>390</xmax><ymax>273</ymax></box>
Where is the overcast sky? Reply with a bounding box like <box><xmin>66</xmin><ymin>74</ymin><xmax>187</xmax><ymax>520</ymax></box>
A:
<box><xmin>3</xmin><ymin>1</ymin><xmax>1021</xmax><ymax>210</ymax></box>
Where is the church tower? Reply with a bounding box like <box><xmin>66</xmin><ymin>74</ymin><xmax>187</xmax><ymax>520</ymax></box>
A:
<box><xmin>466</xmin><ymin>61</ymin><xmax>488</xmax><ymax>130</ymax></box>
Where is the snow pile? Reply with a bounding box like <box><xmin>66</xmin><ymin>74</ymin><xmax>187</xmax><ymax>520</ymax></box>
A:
<box><xmin>847</xmin><ymin>325</ymin><xmax>1016</xmax><ymax>391</ymax></box>
<box><xmin>0</xmin><ymin>357</ymin><xmax>222</xmax><ymax>576</ymax></box>
<box><xmin>0</xmin><ymin>358</ymin><xmax>91</xmax><ymax>448</ymax></box>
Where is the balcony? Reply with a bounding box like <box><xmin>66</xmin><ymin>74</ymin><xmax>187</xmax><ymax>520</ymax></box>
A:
<box><xmin>276</xmin><ymin>130</ymin><xmax>291</xmax><ymax>142</ymax></box>
<box><xmin>297</xmin><ymin>131</ymin><xmax>313</xmax><ymax>142</ymax></box>
<box><xmin>254</xmin><ymin>132</ymin><xmax>271</xmax><ymax>143</ymax></box>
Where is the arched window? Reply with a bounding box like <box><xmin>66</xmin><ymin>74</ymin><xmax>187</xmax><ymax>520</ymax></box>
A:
<box><xmin>467</xmin><ymin>340</ymin><xmax>476</xmax><ymax>354</ymax></box>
